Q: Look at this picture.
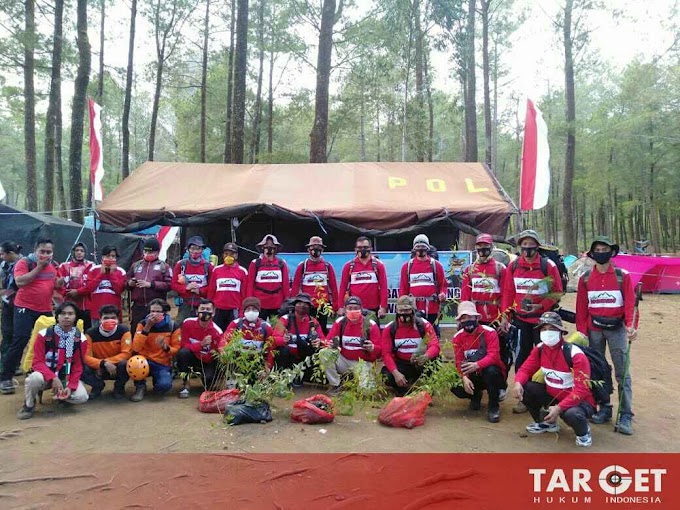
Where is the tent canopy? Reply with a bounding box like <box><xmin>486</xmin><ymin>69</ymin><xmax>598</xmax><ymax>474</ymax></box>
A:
<box><xmin>98</xmin><ymin>162</ymin><xmax>516</xmax><ymax>237</ymax></box>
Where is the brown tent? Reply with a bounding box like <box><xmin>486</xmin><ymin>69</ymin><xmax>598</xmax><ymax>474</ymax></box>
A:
<box><xmin>98</xmin><ymin>162</ymin><xmax>516</xmax><ymax>240</ymax></box>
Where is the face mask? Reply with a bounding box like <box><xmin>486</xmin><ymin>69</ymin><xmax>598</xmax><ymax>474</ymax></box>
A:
<box><xmin>415</xmin><ymin>249</ymin><xmax>427</xmax><ymax>258</ymax></box>
<box><xmin>144</xmin><ymin>253</ymin><xmax>156</xmax><ymax>262</ymax></box>
<box><xmin>476</xmin><ymin>247</ymin><xmax>491</xmax><ymax>259</ymax></box>
<box><xmin>521</xmin><ymin>247</ymin><xmax>538</xmax><ymax>258</ymax></box>
<box><xmin>358</xmin><ymin>248</ymin><xmax>370</xmax><ymax>258</ymax></box>
<box><xmin>190</xmin><ymin>252</ymin><xmax>203</xmax><ymax>261</ymax></box>
<box><xmin>264</xmin><ymin>247</ymin><xmax>275</xmax><ymax>256</ymax></box>
<box><xmin>198</xmin><ymin>312</ymin><xmax>212</xmax><ymax>321</ymax></box>
<box><xmin>100</xmin><ymin>319</ymin><xmax>118</xmax><ymax>332</ymax></box>
<box><xmin>244</xmin><ymin>310</ymin><xmax>259</xmax><ymax>322</ymax></box>
<box><xmin>346</xmin><ymin>310</ymin><xmax>362</xmax><ymax>322</ymax></box>
<box><xmin>103</xmin><ymin>259</ymin><xmax>116</xmax><ymax>267</ymax></box>
<box><xmin>540</xmin><ymin>330</ymin><xmax>562</xmax><ymax>347</ymax></box>
<box><xmin>461</xmin><ymin>319</ymin><xmax>478</xmax><ymax>333</ymax></box>
<box><xmin>224</xmin><ymin>255</ymin><xmax>235</xmax><ymax>265</ymax></box>
<box><xmin>397</xmin><ymin>313</ymin><xmax>413</xmax><ymax>324</ymax></box>
<box><xmin>310</xmin><ymin>249</ymin><xmax>321</xmax><ymax>259</ymax></box>
<box><xmin>591</xmin><ymin>252</ymin><xmax>613</xmax><ymax>265</ymax></box>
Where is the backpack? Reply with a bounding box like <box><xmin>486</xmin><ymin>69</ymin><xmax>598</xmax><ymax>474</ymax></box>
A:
<box><xmin>406</xmin><ymin>258</ymin><xmax>438</xmax><ymax>291</ymax></box>
<box><xmin>539</xmin><ymin>247</ymin><xmax>569</xmax><ymax>292</ymax></box>
<box><xmin>182</xmin><ymin>247</ymin><xmax>212</xmax><ymax>263</ymax></box>
<box><xmin>389</xmin><ymin>317</ymin><xmax>427</xmax><ymax>353</ymax></box>
<box><xmin>254</xmin><ymin>257</ymin><xmax>285</xmax><ymax>294</ymax></box>
<box><xmin>464</xmin><ymin>259</ymin><xmax>503</xmax><ymax>304</ymax></box>
<box><xmin>582</xmin><ymin>267</ymin><xmax>623</xmax><ymax>291</ymax></box>
<box><xmin>347</xmin><ymin>257</ymin><xmax>379</xmax><ymax>296</ymax></box>
<box><xmin>179</xmin><ymin>258</ymin><xmax>210</xmax><ymax>280</ymax></box>
<box><xmin>237</xmin><ymin>318</ymin><xmax>269</xmax><ymax>341</ymax></box>
<box><xmin>539</xmin><ymin>342</ymin><xmax>613</xmax><ymax>406</ymax></box>
<box><xmin>338</xmin><ymin>316</ymin><xmax>373</xmax><ymax>346</ymax></box>
<box><xmin>43</xmin><ymin>326</ymin><xmax>84</xmax><ymax>376</ymax></box>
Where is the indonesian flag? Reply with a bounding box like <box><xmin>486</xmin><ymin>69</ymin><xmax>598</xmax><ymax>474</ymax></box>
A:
<box><xmin>157</xmin><ymin>226</ymin><xmax>179</xmax><ymax>262</ymax></box>
<box><xmin>520</xmin><ymin>98</ymin><xmax>550</xmax><ymax>211</ymax></box>
<box><xmin>88</xmin><ymin>98</ymin><xmax>104</xmax><ymax>201</ymax></box>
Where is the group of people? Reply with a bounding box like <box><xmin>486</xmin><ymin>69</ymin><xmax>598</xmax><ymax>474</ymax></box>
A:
<box><xmin>0</xmin><ymin>229</ymin><xmax>637</xmax><ymax>447</ymax></box>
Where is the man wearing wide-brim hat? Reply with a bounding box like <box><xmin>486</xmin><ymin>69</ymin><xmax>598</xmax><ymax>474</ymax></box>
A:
<box><xmin>247</xmin><ymin>234</ymin><xmax>290</xmax><ymax>320</ymax></box>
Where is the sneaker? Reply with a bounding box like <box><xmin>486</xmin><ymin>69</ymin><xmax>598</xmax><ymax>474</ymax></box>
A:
<box><xmin>488</xmin><ymin>407</ymin><xmax>501</xmax><ymax>423</ymax></box>
<box><xmin>590</xmin><ymin>405</ymin><xmax>613</xmax><ymax>424</ymax></box>
<box><xmin>112</xmin><ymin>389</ymin><xmax>126</xmax><ymax>400</ymax></box>
<box><xmin>498</xmin><ymin>389</ymin><xmax>507</xmax><ymax>402</ymax></box>
<box><xmin>0</xmin><ymin>380</ymin><xmax>15</xmax><ymax>395</ymax></box>
<box><xmin>88</xmin><ymin>390</ymin><xmax>102</xmax><ymax>400</ymax></box>
<box><xmin>513</xmin><ymin>401</ymin><xmax>528</xmax><ymax>414</ymax></box>
<box><xmin>576</xmin><ymin>427</ymin><xmax>593</xmax><ymax>447</ymax></box>
<box><xmin>327</xmin><ymin>385</ymin><xmax>342</xmax><ymax>397</ymax></box>
<box><xmin>178</xmin><ymin>388</ymin><xmax>189</xmax><ymax>399</ymax></box>
<box><xmin>17</xmin><ymin>404</ymin><xmax>34</xmax><ymax>420</ymax></box>
<box><xmin>616</xmin><ymin>415</ymin><xmax>634</xmax><ymax>435</ymax></box>
<box><xmin>130</xmin><ymin>385</ymin><xmax>146</xmax><ymax>402</ymax></box>
<box><xmin>526</xmin><ymin>422</ymin><xmax>560</xmax><ymax>434</ymax></box>
<box><xmin>469</xmin><ymin>398</ymin><xmax>481</xmax><ymax>411</ymax></box>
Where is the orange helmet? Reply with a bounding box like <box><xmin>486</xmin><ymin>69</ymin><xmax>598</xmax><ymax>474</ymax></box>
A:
<box><xmin>126</xmin><ymin>355</ymin><xmax>150</xmax><ymax>381</ymax></box>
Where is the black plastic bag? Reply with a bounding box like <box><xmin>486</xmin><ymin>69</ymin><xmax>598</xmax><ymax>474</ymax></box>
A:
<box><xmin>224</xmin><ymin>400</ymin><xmax>273</xmax><ymax>425</ymax></box>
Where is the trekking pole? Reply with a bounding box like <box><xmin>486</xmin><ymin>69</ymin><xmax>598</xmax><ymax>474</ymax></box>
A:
<box><xmin>614</xmin><ymin>282</ymin><xmax>642</xmax><ymax>432</ymax></box>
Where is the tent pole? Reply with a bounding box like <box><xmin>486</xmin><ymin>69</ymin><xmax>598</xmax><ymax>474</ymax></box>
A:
<box><xmin>231</xmin><ymin>217</ymin><xmax>237</xmax><ymax>243</ymax></box>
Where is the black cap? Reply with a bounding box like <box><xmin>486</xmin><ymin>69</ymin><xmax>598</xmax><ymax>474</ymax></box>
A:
<box><xmin>292</xmin><ymin>293</ymin><xmax>313</xmax><ymax>306</ymax></box>
<box><xmin>143</xmin><ymin>237</ymin><xmax>161</xmax><ymax>251</ymax></box>
<box><xmin>223</xmin><ymin>242</ymin><xmax>238</xmax><ymax>253</ymax></box>
<box><xmin>344</xmin><ymin>296</ymin><xmax>362</xmax><ymax>307</ymax></box>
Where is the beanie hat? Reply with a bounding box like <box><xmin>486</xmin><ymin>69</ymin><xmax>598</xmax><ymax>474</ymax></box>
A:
<box><xmin>413</xmin><ymin>234</ymin><xmax>430</xmax><ymax>248</ymax></box>
<box><xmin>242</xmin><ymin>297</ymin><xmax>261</xmax><ymax>311</ymax></box>
<box><xmin>396</xmin><ymin>295</ymin><xmax>415</xmax><ymax>312</ymax></box>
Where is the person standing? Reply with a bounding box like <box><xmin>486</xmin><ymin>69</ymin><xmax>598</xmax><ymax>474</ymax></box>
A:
<box><xmin>338</xmin><ymin>237</ymin><xmax>388</xmax><ymax>322</ymax></box>
<box><xmin>461</xmin><ymin>233</ymin><xmax>506</xmax><ymax>325</ymax></box>
<box><xmin>59</xmin><ymin>242</ymin><xmax>94</xmax><ymax>330</ymax></box>
<box><xmin>0</xmin><ymin>241</ymin><xmax>21</xmax><ymax>373</ymax></box>
<box><xmin>576</xmin><ymin>236</ymin><xmax>636</xmax><ymax>435</ymax></box>
<box><xmin>247</xmin><ymin>235</ymin><xmax>290</xmax><ymax>320</ymax></box>
<box><xmin>208</xmin><ymin>242</ymin><xmax>248</xmax><ymax>331</ymax></box>
<box><xmin>77</xmin><ymin>245</ymin><xmax>127</xmax><ymax>329</ymax></box>
<box><xmin>172</xmin><ymin>236</ymin><xmax>214</xmax><ymax>323</ymax></box>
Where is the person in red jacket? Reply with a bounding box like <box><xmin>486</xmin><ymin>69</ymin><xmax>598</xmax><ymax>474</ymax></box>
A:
<box><xmin>291</xmin><ymin>236</ymin><xmax>339</xmax><ymax>335</ymax></box>
<box><xmin>177</xmin><ymin>299</ymin><xmax>224</xmax><ymax>398</ymax></box>
<box><xmin>17</xmin><ymin>302</ymin><xmax>89</xmax><ymax>419</ymax></box>
<box><xmin>60</xmin><ymin>242</ymin><xmax>94</xmax><ymax>330</ymax></box>
<box><xmin>208</xmin><ymin>242</ymin><xmax>248</xmax><ymax>330</ymax></box>
<box><xmin>500</xmin><ymin>229</ymin><xmax>563</xmax><ymax>413</ymax></box>
<box><xmin>399</xmin><ymin>234</ymin><xmax>447</xmax><ymax>326</ymax></box>
<box><xmin>451</xmin><ymin>301</ymin><xmax>505</xmax><ymax>423</ymax></box>
<box><xmin>224</xmin><ymin>297</ymin><xmax>277</xmax><ymax>374</ymax></box>
<box><xmin>576</xmin><ymin>236</ymin><xmax>636</xmax><ymax>435</ymax></box>
<box><xmin>338</xmin><ymin>236</ymin><xmax>388</xmax><ymax>322</ymax></box>
<box><xmin>76</xmin><ymin>245</ymin><xmax>126</xmax><ymax>329</ymax></box>
<box><xmin>172</xmin><ymin>236</ymin><xmax>214</xmax><ymax>322</ymax></box>
<box><xmin>461</xmin><ymin>233</ymin><xmax>507</xmax><ymax>325</ymax></box>
<box><xmin>381</xmin><ymin>296</ymin><xmax>440</xmax><ymax>396</ymax></box>
<box><xmin>247</xmin><ymin>234</ymin><xmax>290</xmax><ymax>319</ymax></box>
<box><xmin>324</xmin><ymin>296</ymin><xmax>382</xmax><ymax>395</ymax></box>
<box><xmin>513</xmin><ymin>312</ymin><xmax>596</xmax><ymax>447</ymax></box>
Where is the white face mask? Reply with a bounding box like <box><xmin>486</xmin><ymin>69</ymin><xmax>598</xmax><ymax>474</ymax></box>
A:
<box><xmin>244</xmin><ymin>310</ymin><xmax>259</xmax><ymax>323</ymax></box>
<box><xmin>540</xmin><ymin>330</ymin><xmax>562</xmax><ymax>347</ymax></box>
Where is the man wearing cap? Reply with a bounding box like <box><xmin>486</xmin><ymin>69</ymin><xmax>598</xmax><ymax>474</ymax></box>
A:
<box><xmin>291</xmin><ymin>236</ymin><xmax>339</xmax><ymax>335</ymax></box>
<box><xmin>576</xmin><ymin>236</ymin><xmax>636</xmax><ymax>435</ymax></box>
<box><xmin>452</xmin><ymin>301</ymin><xmax>505</xmax><ymax>423</ymax></box>
<box><xmin>247</xmin><ymin>234</ymin><xmax>290</xmax><ymax>320</ymax></box>
<box><xmin>399</xmin><ymin>234</ymin><xmax>447</xmax><ymax>326</ymax></box>
<box><xmin>127</xmin><ymin>237</ymin><xmax>173</xmax><ymax>332</ymax></box>
<box><xmin>501</xmin><ymin>229</ymin><xmax>563</xmax><ymax>413</ymax></box>
<box><xmin>224</xmin><ymin>297</ymin><xmax>277</xmax><ymax>373</ymax></box>
<box><xmin>513</xmin><ymin>312</ymin><xmax>596</xmax><ymax>447</ymax></box>
<box><xmin>208</xmin><ymin>242</ymin><xmax>248</xmax><ymax>331</ymax></box>
<box><xmin>461</xmin><ymin>234</ymin><xmax>507</xmax><ymax>325</ymax></box>
<box><xmin>59</xmin><ymin>242</ymin><xmax>94</xmax><ymax>330</ymax></box>
<box><xmin>338</xmin><ymin>236</ymin><xmax>388</xmax><ymax>322</ymax></box>
<box><xmin>172</xmin><ymin>236</ymin><xmax>214</xmax><ymax>323</ymax></box>
<box><xmin>381</xmin><ymin>296</ymin><xmax>440</xmax><ymax>396</ymax></box>
<box><xmin>77</xmin><ymin>245</ymin><xmax>127</xmax><ymax>328</ymax></box>
<box><xmin>324</xmin><ymin>296</ymin><xmax>382</xmax><ymax>395</ymax></box>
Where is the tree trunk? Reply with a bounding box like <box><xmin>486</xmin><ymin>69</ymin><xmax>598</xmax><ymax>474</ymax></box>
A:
<box><xmin>491</xmin><ymin>36</ymin><xmax>499</xmax><ymax>173</ymax></box>
<box><xmin>121</xmin><ymin>0</ymin><xmax>137</xmax><ymax>178</ymax></box>
<box><xmin>200</xmin><ymin>0</ymin><xmax>210</xmax><ymax>163</ymax></box>
<box><xmin>481</xmin><ymin>0</ymin><xmax>492</xmax><ymax>168</ymax></box>
<box><xmin>413</xmin><ymin>1</ymin><xmax>425</xmax><ymax>162</ymax></box>
<box><xmin>97</xmin><ymin>0</ymin><xmax>105</xmax><ymax>102</ymax></box>
<box><xmin>249</xmin><ymin>0</ymin><xmax>265</xmax><ymax>163</ymax></box>
<box><xmin>561</xmin><ymin>0</ymin><xmax>577</xmax><ymax>254</ymax></box>
<box><xmin>464</xmin><ymin>0</ymin><xmax>478</xmax><ymax>162</ymax></box>
<box><xmin>231</xmin><ymin>0</ymin><xmax>249</xmax><ymax>164</ymax></box>
<box><xmin>309</xmin><ymin>0</ymin><xmax>340</xmax><ymax>163</ymax></box>
<box><xmin>69</xmin><ymin>0</ymin><xmax>91</xmax><ymax>224</ymax></box>
<box><xmin>424</xmin><ymin>49</ymin><xmax>434</xmax><ymax>162</ymax></box>
<box><xmin>148</xmin><ymin>57</ymin><xmax>164</xmax><ymax>161</ymax></box>
<box><xmin>375</xmin><ymin>102</ymin><xmax>381</xmax><ymax>162</ymax></box>
<box><xmin>267</xmin><ymin>42</ymin><xmax>274</xmax><ymax>155</ymax></box>
<box><xmin>56</xmin><ymin>86</ymin><xmax>66</xmax><ymax>216</ymax></box>
<box><xmin>44</xmin><ymin>0</ymin><xmax>64</xmax><ymax>213</ymax></box>
<box><xmin>359</xmin><ymin>91</ymin><xmax>366</xmax><ymax>161</ymax></box>
<box><xmin>24</xmin><ymin>0</ymin><xmax>38</xmax><ymax>211</ymax></box>
<box><xmin>224</xmin><ymin>0</ymin><xmax>236</xmax><ymax>162</ymax></box>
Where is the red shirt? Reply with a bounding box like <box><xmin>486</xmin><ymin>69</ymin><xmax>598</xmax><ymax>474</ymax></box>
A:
<box><xmin>460</xmin><ymin>258</ymin><xmax>506</xmax><ymax>323</ymax></box>
<box><xmin>13</xmin><ymin>258</ymin><xmax>58</xmax><ymax>313</ymax></box>
<box><xmin>452</xmin><ymin>325</ymin><xmax>505</xmax><ymax>377</ymax></box>
<box><xmin>338</xmin><ymin>257</ymin><xmax>388</xmax><ymax>310</ymax></box>
<box><xmin>398</xmin><ymin>257</ymin><xmax>447</xmax><ymax>313</ymax></box>
<box><xmin>381</xmin><ymin>319</ymin><xmax>440</xmax><ymax>372</ymax></box>
<box><xmin>180</xmin><ymin>317</ymin><xmax>225</xmax><ymax>363</ymax></box>
<box><xmin>575</xmin><ymin>264</ymin><xmax>635</xmax><ymax>335</ymax></box>
<box><xmin>208</xmin><ymin>263</ymin><xmax>248</xmax><ymax>311</ymax></box>
<box><xmin>171</xmin><ymin>259</ymin><xmax>214</xmax><ymax>306</ymax></box>
<box><xmin>325</xmin><ymin>317</ymin><xmax>382</xmax><ymax>361</ymax></box>
<box><xmin>273</xmin><ymin>313</ymin><xmax>325</xmax><ymax>359</ymax></box>
<box><xmin>77</xmin><ymin>265</ymin><xmax>127</xmax><ymax>319</ymax></box>
<box><xmin>224</xmin><ymin>318</ymin><xmax>276</xmax><ymax>368</ymax></box>
<box><xmin>58</xmin><ymin>260</ymin><xmax>93</xmax><ymax>310</ymax></box>
<box><xmin>32</xmin><ymin>328</ymin><xmax>88</xmax><ymax>391</ymax></box>
<box><xmin>291</xmin><ymin>258</ymin><xmax>339</xmax><ymax>311</ymax></box>
<box><xmin>246</xmin><ymin>256</ymin><xmax>290</xmax><ymax>310</ymax></box>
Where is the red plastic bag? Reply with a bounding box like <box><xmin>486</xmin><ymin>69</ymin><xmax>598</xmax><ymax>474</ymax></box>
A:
<box><xmin>290</xmin><ymin>394</ymin><xmax>336</xmax><ymax>424</ymax></box>
<box><xmin>198</xmin><ymin>389</ymin><xmax>241</xmax><ymax>413</ymax></box>
<box><xmin>378</xmin><ymin>391</ymin><xmax>432</xmax><ymax>429</ymax></box>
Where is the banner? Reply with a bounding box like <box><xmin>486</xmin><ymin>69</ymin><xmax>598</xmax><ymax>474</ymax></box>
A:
<box><xmin>520</xmin><ymin>98</ymin><xmax>550</xmax><ymax>211</ymax></box>
<box><xmin>88</xmin><ymin>98</ymin><xmax>104</xmax><ymax>201</ymax></box>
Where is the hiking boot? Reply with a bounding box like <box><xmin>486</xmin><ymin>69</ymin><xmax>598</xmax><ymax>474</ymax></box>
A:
<box><xmin>469</xmin><ymin>398</ymin><xmax>481</xmax><ymax>411</ymax></box>
<box><xmin>616</xmin><ymin>415</ymin><xmax>634</xmax><ymax>435</ymax></box>
<box><xmin>498</xmin><ymin>389</ymin><xmax>507</xmax><ymax>402</ymax></box>
<box><xmin>0</xmin><ymin>380</ymin><xmax>15</xmax><ymax>395</ymax></box>
<box><xmin>112</xmin><ymin>388</ymin><xmax>126</xmax><ymax>400</ymax></box>
<box><xmin>130</xmin><ymin>385</ymin><xmax>146</xmax><ymax>402</ymax></box>
<box><xmin>327</xmin><ymin>385</ymin><xmax>342</xmax><ymax>397</ymax></box>
<box><xmin>513</xmin><ymin>401</ymin><xmax>528</xmax><ymax>414</ymax></box>
<box><xmin>526</xmin><ymin>422</ymin><xmax>560</xmax><ymax>434</ymax></box>
<box><xmin>17</xmin><ymin>404</ymin><xmax>34</xmax><ymax>420</ymax></box>
<box><xmin>576</xmin><ymin>427</ymin><xmax>593</xmax><ymax>447</ymax></box>
<box><xmin>178</xmin><ymin>388</ymin><xmax>189</xmax><ymax>399</ymax></box>
<box><xmin>88</xmin><ymin>389</ymin><xmax>102</xmax><ymax>400</ymax></box>
<box><xmin>590</xmin><ymin>405</ymin><xmax>613</xmax><ymax>424</ymax></box>
<box><xmin>488</xmin><ymin>407</ymin><xmax>501</xmax><ymax>423</ymax></box>
<box><xmin>292</xmin><ymin>376</ymin><xmax>304</xmax><ymax>388</ymax></box>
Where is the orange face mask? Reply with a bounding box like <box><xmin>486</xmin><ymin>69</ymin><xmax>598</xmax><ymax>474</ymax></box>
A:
<box><xmin>101</xmin><ymin>319</ymin><xmax>118</xmax><ymax>332</ymax></box>
<box><xmin>345</xmin><ymin>310</ymin><xmax>362</xmax><ymax>322</ymax></box>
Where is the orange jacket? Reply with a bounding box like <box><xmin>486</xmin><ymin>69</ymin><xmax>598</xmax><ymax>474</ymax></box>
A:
<box><xmin>84</xmin><ymin>325</ymin><xmax>133</xmax><ymax>370</ymax></box>
<box><xmin>132</xmin><ymin>318</ymin><xmax>181</xmax><ymax>366</ymax></box>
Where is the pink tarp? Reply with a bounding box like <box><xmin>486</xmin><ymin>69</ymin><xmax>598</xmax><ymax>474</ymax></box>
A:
<box><xmin>614</xmin><ymin>254</ymin><xmax>680</xmax><ymax>294</ymax></box>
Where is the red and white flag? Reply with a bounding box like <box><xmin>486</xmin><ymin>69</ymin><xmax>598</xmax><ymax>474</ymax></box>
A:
<box><xmin>157</xmin><ymin>226</ymin><xmax>179</xmax><ymax>262</ymax></box>
<box><xmin>88</xmin><ymin>98</ymin><xmax>104</xmax><ymax>201</ymax></box>
<box><xmin>520</xmin><ymin>98</ymin><xmax>550</xmax><ymax>211</ymax></box>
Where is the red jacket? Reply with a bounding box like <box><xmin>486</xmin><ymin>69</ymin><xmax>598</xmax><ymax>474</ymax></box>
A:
<box><xmin>399</xmin><ymin>257</ymin><xmax>447</xmax><ymax>314</ymax></box>
<box><xmin>325</xmin><ymin>316</ymin><xmax>382</xmax><ymax>361</ymax></box>
<box><xmin>32</xmin><ymin>328</ymin><xmax>88</xmax><ymax>391</ymax></box>
<box><xmin>381</xmin><ymin>319</ymin><xmax>440</xmax><ymax>372</ymax></box>
<box><xmin>338</xmin><ymin>257</ymin><xmax>388</xmax><ymax>310</ymax></box>
<box><xmin>171</xmin><ymin>259</ymin><xmax>214</xmax><ymax>307</ymax></box>
<box><xmin>291</xmin><ymin>258</ymin><xmax>339</xmax><ymax>311</ymax></box>
<box><xmin>246</xmin><ymin>256</ymin><xmax>290</xmax><ymax>310</ymax></box>
<box><xmin>500</xmin><ymin>255</ymin><xmax>563</xmax><ymax>324</ymax></box>
<box><xmin>180</xmin><ymin>317</ymin><xmax>225</xmax><ymax>363</ymax></box>
<box><xmin>58</xmin><ymin>260</ymin><xmax>93</xmax><ymax>310</ymax></box>
<box><xmin>273</xmin><ymin>313</ymin><xmax>325</xmax><ymax>359</ymax></box>
<box><xmin>575</xmin><ymin>264</ymin><xmax>635</xmax><ymax>335</ymax></box>
<box><xmin>460</xmin><ymin>258</ymin><xmax>506</xmax><ymax>323</ymax></box>
<box><xmin>452</xmin><ymin>325</ymin><xmax>505</xmax><ymax>377</ymax></box>
<box><xmin>224</xmin><ymin>318</ymin><xmax>276</xmax><ymax>368</ymax></box>
<box><xmin>127</xmin><ymin>258</ymin><xmax>173</xmax><ymax>307</ymax></box>
<box><xmin>207</xmin><ymin>263</ymin><xmax>248</xmax><ymax>311</ymax></box>
<box><xmin>77</xmin><ymin>265</ymin><xmax>127</xmax><ymax>320</ymax></box>
<box><xmin>515</xmin><ymin>341</ymin><xmax>596</xmax><ymax>411</ymax></box>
